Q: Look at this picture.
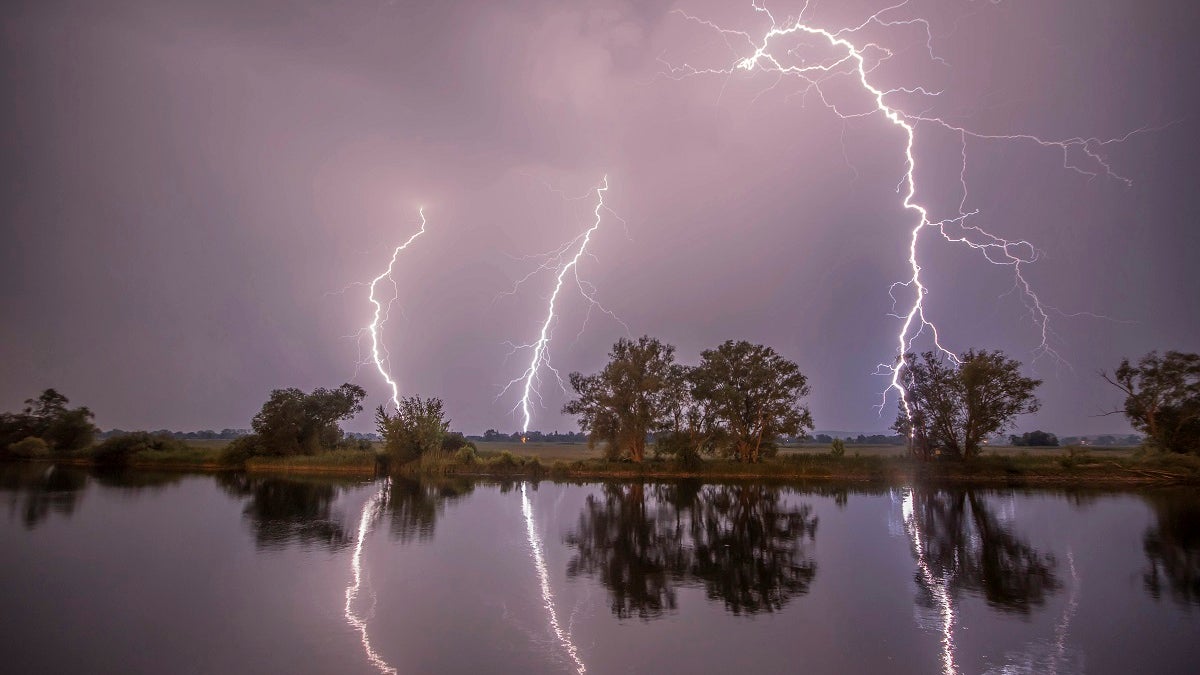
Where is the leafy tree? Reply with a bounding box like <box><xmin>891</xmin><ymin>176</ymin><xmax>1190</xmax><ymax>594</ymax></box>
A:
<box><xmin>376</xmin><ymin>395</ymin><xmax>449</xmax><ymax>463</ymax></box>
<box><xmin>244</xmin><ymin>383</ymin><xmax>366</xmax><ymax>456</ymax></box>
<box><xmin>1103</xmin><ymin>351</ymin><xmax>1200</xmax><ymax>454</ymax></box>
<box><xmin>0</xmin><ymin>389</ymin><xmax>96</xmax><ymax>455</ymax></box>
<box><xmin>690</xmin><ymin>340</ymin><xmax>813</xmax><ymax>463</ymax></box>
<box><xmin>7</xmin><ymin>436</ymin><xmax>50</xmax><ymax>459</ymax></box>
<box><xmin>894</xmin><ymin>350</ymin><xmax>1041</xmax><ymax>460</ymax></box>
<box><xmin>563</xmin><ymin>336</ymin><xmax>684</xmax><ymax>462</ymax></box>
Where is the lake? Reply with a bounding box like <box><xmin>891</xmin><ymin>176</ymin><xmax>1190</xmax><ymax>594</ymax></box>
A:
<box><xmin>2</xmin><ymin>464</ymin><xmax>1197</xmax><ymax>674</ymax></box>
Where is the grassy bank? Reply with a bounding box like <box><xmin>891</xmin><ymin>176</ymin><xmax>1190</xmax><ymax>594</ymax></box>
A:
<box><xmin>24</xmin><ymin>439</ymin><xmax>1198</xmax><ymax>485</ymax></box>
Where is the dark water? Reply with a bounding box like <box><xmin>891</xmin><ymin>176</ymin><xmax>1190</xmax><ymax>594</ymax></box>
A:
<box><xmin>2</xmin><ymin>465</ymin><xmax>1197</xmax><ymax>674</ymax></box>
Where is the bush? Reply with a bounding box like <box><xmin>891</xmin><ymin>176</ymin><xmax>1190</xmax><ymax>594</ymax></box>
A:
<box><xmin>93</xmin><ymin>432</ymin><xmax>188</xmax><ymax>466</ymax></box>
<box><xmin>219</xmin><ymin>436</ymin><xmax>261</xmax><ymax>467</ymax></box>
<box><xmin>7</xmin><ymin>436</ymin><xmax>50</xmax><ymax>459</ymax></box>
<box><xmin>830</xmin><ymin>438</ymin><xmax>846</xmax><ymax>458</ymax></box>
<box><xmin>454</xmin><ymin>446</ymin><xmax>478</xmax><ymax>465</ymax></box>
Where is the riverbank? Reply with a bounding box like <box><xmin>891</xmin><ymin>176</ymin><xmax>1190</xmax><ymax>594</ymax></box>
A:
<box><xmin>20</xmin><ymin>445</ymin><xmax>1200</xmax><ymax>486</ymax></box>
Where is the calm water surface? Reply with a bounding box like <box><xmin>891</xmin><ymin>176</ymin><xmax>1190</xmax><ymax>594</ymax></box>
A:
<box><xmin>2</xmin><ymin>465</ymin><xmax>1197</xmax><ymax>674</ymax></box>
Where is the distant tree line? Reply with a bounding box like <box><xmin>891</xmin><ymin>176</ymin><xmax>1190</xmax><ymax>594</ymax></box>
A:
<box><xmin>472</xmin><ymin>429</ymin><xmax>588</xmax><ymax>444</ymax></box>
<box><xmin>99</xmin><ymin>428</ymin><xmax>250</xmax><ymax>440</ymax></box>
<box><xmin>1009</xmin><ymin>430</ymin><xmax>1059</xmax><ymax>447</ymax></box>
<box><xmin>808</xmin><ymin>433</ymin><xmax>906</xmax><ymax>445</ymax></box>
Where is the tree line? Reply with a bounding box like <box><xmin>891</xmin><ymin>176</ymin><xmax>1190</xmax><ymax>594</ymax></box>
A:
<box><xmin>1</xmin><ymin>347</ymin><xmax>1196</xmax><ymax>463</ymax></box>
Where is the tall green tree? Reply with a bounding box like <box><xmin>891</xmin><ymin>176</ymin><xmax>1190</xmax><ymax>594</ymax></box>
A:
<box><xmin>894</xmin><ymin>350</ymin><xmax>1041</xmax><ymax>459</ymax></box>
<box><xmin>562</xmin><ymin>336</ymin><xmax>683</xmax><ymax>462</ymax></box>
<box><xmin>376</xmin><ymin>395</ymin><xmax>449</xmax><ymax>463</ymax></box>
<box><xmin>249</xmin><ymin>383</ymin><xmax>366</xmax><ymax>456</ymax></box>
<box><xmin>690</xmin><ymin>340</ymin><xmax>813</xmax><ymax>463</ymax></box>
<box><xmin>1103</xmin><ymin>351</ymin><xmax>1200</xmax><ymax>454</ymax></box>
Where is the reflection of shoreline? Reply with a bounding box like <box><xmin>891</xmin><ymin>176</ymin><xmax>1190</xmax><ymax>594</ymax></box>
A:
<box><xmin>902</xmin><ymin>490</ymin><xmax>958</xmax><ymax>675</ymax></box>
<box><xmin>521</xmin><ymin>482</ymin><xmax>586</xmax><ymax>674</ymax></box>
<box><xmin>345</xmin><ymin>481</ymin><xmax>396</xmax><ymax>675</ymax></box>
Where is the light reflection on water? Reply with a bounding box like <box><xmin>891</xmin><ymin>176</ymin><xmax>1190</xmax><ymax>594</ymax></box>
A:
<box><xmin>902</xmin><ymin>489</ymin><xmax>958</xmax><ymax>675</ymax></box>
<box><xmin>345</xmin><ymin>480</ymin><xmax>396</xmax><ymax>675</ymax></box>
<box><xmin>2</xmin><ymin>467</ymin><xmax>1198</xmax><ymax>674</ymax></box>
<box><xmin>521</xmin><ymin>482</ymin><xmax>587</xmax><ymax>674</ymax></box>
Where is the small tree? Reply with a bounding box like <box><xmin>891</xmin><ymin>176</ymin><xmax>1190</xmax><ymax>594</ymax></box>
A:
<box><xmin>894</xmin><ymin>350</ymin><xmax>1041</xmax><ymax>459</ymax></box>
<box><xmin>562</xmin><ymin>336</ymin><xmax>683</xmax><ymax>462</ymax></box>
<box><xmin>1103</xmin><ymin>351</ymin><xmax>1200</xmax><ymax>453</ymax></box>
<box><xmin>376</xmin><ymin>395</ymin><xmax>449</xmax><ymax>463</ymax></box>
<box><xmin>690</xmin><ymin>340</ymin><xmax>813</xmax><ymax>463</ymax></box>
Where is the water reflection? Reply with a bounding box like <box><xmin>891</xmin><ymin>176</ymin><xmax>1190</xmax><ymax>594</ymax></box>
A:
<box><xmin>522</xmin><ymin>482</ymin><xmax>586</xmax><ymax>674</ymax></box>
<box><xmin>345</xmin><ymin>481</ymin><xmax>396</xmax><ymax>675</ymax></box>
<box><xmin>565</xmin><ymin>482</ymin><xmax>818</xmax><ymax>619</ymax></box>
<box><xmin>381</xmin><ymin>476</ymin><xmax>475</xmax><ymax>543</ymax></box>
<box><xmin>902</xmin><ymin>488</ymin><xmax>1064</xmax><ymax>675</ymax></box>
<box><xmin>1142</xmin><ymin>489</ymin><xmax>1200</xmax><ymax>606</ymax></box>
<box><xmin>217</xmin><ymin>474</ymin><xmax>352</xmax><ymax>551</ymax></box>
<box><xmin>0</xmin><ymin>464</ymin><xmax>87</xmax><ymax>529</ymax></box>
<box><xmin>905</xmin><ymin>489</ymin><xmax>1060</xmax><ymax>613</ymax></box>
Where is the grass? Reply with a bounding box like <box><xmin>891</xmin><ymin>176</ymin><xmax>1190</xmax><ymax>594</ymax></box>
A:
<box><xmin>23</xmin><ymin>437</ymin><xmax>1191</xmax><ymax>485</ymax></box>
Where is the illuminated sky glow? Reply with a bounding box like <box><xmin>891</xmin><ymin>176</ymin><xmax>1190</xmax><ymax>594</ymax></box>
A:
<box><xmin>1</xmin><ymin>0</ymin><xmax>1196</xmax><ymax>435</ymax></box>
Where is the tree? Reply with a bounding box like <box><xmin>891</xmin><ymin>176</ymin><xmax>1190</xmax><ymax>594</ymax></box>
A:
<box><xmin>1103</xmin><ymin>351</ymin><xmax>1200</xmax><ymax>454</ymax></box>
<box><xmin>376</xmin><ymin>395</ymin><xmax>449</xmax><ymax>463</ymax></box>
<box><xmin>894</xmin><ymin>350</ymin><xmax>1041</xmax><ymax>459</ymax></box>
<box><xmin>562</xmin><ymin>336</ymin><xmax>684</xmax><ymax>462</ymax></box>
<box><xmin>690</xmin><ymin>340</ymin><xmax>813</xmax><ymax>463</ymax></box>
<box><xmin>0</xmin><ymin>389</ymin><xmax>96</xmax><ymax>455</ymax></box>
<box><xmin>1009</xmin><ymin>430</ymin><xmax>1059</xmax><ymax>447</ymax></box>
<box><xmin>247</xmin><ymin>383</ymin><xmax>366</xmax><ymax>456</ymax></box>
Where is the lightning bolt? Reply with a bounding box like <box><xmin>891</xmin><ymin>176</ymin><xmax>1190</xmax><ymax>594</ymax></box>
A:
<box><xmin>499</xmin><ymin>177</ymin><xmax>621</xmax><ymax>433</ymax></box>
<box><xmin>664</xmin><ymin>1</ymin><xmax>1149</xmax><ymax>422</ymax></box>
<box><xmin>365</xmin><ymin>208</ymin><xmax>428</xmax><ymax>411</ymax></box>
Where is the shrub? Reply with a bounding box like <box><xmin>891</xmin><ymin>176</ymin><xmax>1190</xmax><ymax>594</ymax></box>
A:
<box><xmin>92</xmin><ymin>432</ymin><xmax>187</xmax><ymax>466</ymax></box>
<box><xmin>7</xmin><ymin>436</ymin><xmax>50</xmax><ymax>459</ymax></box>
<box><xmin>830</xmin><ymin>438</ymin><xmax>846</xmax><ymax>458</ymax></box>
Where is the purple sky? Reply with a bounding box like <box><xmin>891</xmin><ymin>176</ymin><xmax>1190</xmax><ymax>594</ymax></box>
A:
<box><xmin>2</xmin><ymin>0</ymin><xmax>1197</xmax><ymax>436</ymax></box>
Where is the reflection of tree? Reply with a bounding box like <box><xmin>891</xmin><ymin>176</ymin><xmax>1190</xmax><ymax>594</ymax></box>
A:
<box><xmin>566</xmin><ymin>483</ymin><xmax>687</xmax><ymax>619</ymax></box>
<box><xmin>565</xmin><ymin>481</ymin><xmax>818</xmax><ymax>619</ymax></box>
<box><xmin>382</xmin><ymin>477</ymin><xmax>475</xmax><ymax>543</ymax></box>
<box><xmin>689</xmin><ymin>485</ymin><xmax>818</xmax><ymax>614</ymax></box>
<box><xmin>1142</xmin><ymin>490</ymin><xmax>1200</xmax><ymax>605</ymax></box>
<box><xmin>217</xmin><ymin>474</ymin><xmax>350</xmax><ymax>551</ymax></box>
<box><xmin>907</xmin><ymin>489</ymin><xmax>1059</xmax><ymax>614</ymax></box>
<box><xmin>0</xmin><ymin>464</ymin><xmax>87</xmax><ymax>529</ymax></box>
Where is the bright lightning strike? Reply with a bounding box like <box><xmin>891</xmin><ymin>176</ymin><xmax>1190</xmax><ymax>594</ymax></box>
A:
<box><xmin>366</xmin><ymin>208</ymin><xmax>428</xmax><ymax>411</ymax></box>
<box><xmin>499</xmin><ymin>177</ymin><xmax>621</xmax><ymax>433</ymax></box>
<box><xmin>665</xmin><ymin>1</ymin><xmax>1148</xmax><ymax>422</ymax></box>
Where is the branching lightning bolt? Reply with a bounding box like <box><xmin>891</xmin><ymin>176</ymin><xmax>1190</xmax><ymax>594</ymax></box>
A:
<box><xmin>663</xmin><ymin>0</ymin><xmax>1150</xmax><ymax>423</ymax></box>
<box><xmin>499</xmin><ymin>177</ymin><xmax>623</xmax><ymax>433</ymax></box>
<box><xmin>365</xmin><ymin>208</ymin><xmax>427</xmax><ymax>411</ymax></box>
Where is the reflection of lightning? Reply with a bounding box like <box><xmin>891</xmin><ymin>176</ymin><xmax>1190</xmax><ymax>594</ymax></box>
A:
<box><xmin>345</xmin><ymin>483</ymin><xmax>397</xmax><ymax>675</ymax></box>
<box><xmin>366</xmin><ymin>209</ymin><xmax>427</xmax><ymax>411</ymax></box>
<box><xmin>499</xmin><ymin>177</ymin><xmax>620</xmax><ymax>433</ymax></box>
<box><xmin>902</xmin><ymin>489</ymin><xmax>958</xmax><ymax>675</ymax></box>
<box><xmin>666</xmin><ymin>1</ymin><xmax>1148</xmax><ymax>421</ymax></box>
<box><xmin>521</xmin><ymin>482</ymin><xmax>586</xmax><ymax>674</ymax></box>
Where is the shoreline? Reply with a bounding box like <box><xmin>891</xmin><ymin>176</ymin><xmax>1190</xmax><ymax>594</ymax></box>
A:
<box><xmin>15</xmin><ymin>450</ymin><xmax>1200</xmax><ymax>487</ymax></box>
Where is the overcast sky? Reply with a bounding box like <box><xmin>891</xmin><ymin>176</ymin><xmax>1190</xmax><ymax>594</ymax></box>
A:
<box><xmin>2</xmin><ymin>0</ymin><xmax>1197</xmax><ymax>435</ymax></box>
